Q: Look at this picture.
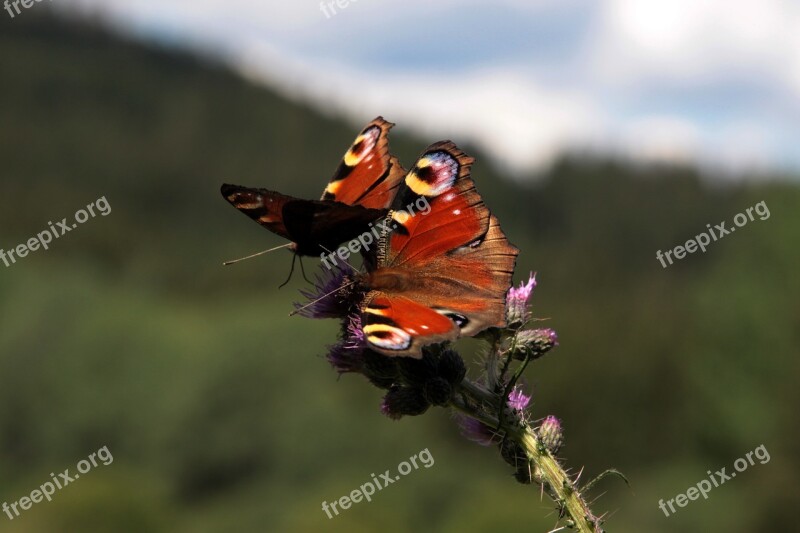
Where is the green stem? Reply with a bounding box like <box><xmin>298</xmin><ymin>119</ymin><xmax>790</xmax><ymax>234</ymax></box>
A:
<box><xmin>518</xmin><ymin>429</ymin><xmax>602</xmax><ymax>533</ymax></box>
<box><xmin>454</xmin><ymin>380</ymin><xmax>602</xmax><ymax>533</ymax></box>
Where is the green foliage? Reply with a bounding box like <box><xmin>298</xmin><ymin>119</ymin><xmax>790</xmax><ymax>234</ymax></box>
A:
<box><xmin>0</xmin><ymin>11</ymin><xmax>798</xmax><ymax>532</ymax></box>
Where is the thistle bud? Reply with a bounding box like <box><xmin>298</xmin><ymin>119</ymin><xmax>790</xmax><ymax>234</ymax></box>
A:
<box><xmin>538</xmin><ymin>415</ymin><xmax>564</xmax><ymax>454</ymax></box>
<box><xmin>380</xmin><ymin>385</ymin><xmax>429</xmax><ymax>419</ymax></box>
<box><xmin>423</xmin><ymin>377</ymin><xmax>453</xmax><ymax>406</ymax></box>
<box><xmin>436</xmin><ymin>349</ymin><xmax>467</xmax><ymax>385</ymax></box>
<box><xmin>396</xmin><ymin>349</ymin><xmax>437</xmax><ymax>386</ymax></box>
<box><xmin>362</xmin><ymin>349</ymin><xmax>400</xmax><ymax>390</ymax></box>
<box><xmin>512</xmin><ymin>328</ymin><xmax>558</xmax><ymax>361</ymax></box>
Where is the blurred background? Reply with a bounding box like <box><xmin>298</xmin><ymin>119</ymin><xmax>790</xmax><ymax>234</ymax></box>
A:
<box><xmin>1</xmin><ymin>2</ymin><xmax>798</xmax><ymax>532</ymax></box>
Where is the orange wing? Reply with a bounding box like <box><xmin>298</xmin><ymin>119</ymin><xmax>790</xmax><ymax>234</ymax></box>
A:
<box><xmin>321</xmin><ymin>117</ymin><xmax>407</xmax><ymax>209</ymax></box>
<box><xmin>361</xmin><ymin>142</ymin><xmax>518</xmax><ymax>358</ymax></box>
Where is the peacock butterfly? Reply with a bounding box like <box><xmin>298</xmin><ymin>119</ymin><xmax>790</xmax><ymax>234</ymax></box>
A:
<box><xmin>221</xmin><ymin>117</ymin><xmax>406</xmax><ymax>257</ymax></box>
<box><xmin>353</xmin><ymin>141</ymin><xmax>519</xmax><ymax>358</ymax></box>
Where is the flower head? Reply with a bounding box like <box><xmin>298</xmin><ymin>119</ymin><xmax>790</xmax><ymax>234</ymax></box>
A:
<box><xmin>507</xmin><ymin>386</ymin><xmax>531</xmax><ymax>411</ymax></box>
<box><xmin>294</xmin><ymin>266</ymin><xmax>356</xmax><ymax>319</ymax></box>
<box><xmin>326</xmin><ymin>315</ymin><xmax>366</xmax><ymax>374</ymax></box>
<box><xmin>506</xmin><ymin>272</ymin><xmax>537</xmax><ymax>326</ymax></box>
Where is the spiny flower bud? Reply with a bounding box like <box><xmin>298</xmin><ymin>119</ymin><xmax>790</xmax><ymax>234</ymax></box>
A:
<box><xmin>380</xmin><ymin>385</ymin><xmax>429</xmax><ymax>419</ymax></box>
<box><xmin>362</xmin><ymin>349</ymin><xmax>400</xmax><ymax>390</ymax></box>
<box><xmin>512</xmin><ymin>328</ymin><xmax>558</xmax><ymax>361</ymax></box>
<box><xmin>396</xmin><ymin>349</ymin><xmax>437</xmax><ymax>386</ymax></box>
<box><xmin>505</xmin><ymin>273</ymin><xmax>536</xmax><ymax>326</ymax></box>
<box><xmin>437</xmin><ymin>349</ymin><xmax>467</xmax><ymax>385</ymax></box>
<box><xmin>538</xmin><ymin>415</ymin><xmax>563</xmax><ymax>454</ymax></box>
<box><xmin>423</xmin><ymin>377</ymin><xmax>453</xmax><ymax>406</ymax></box>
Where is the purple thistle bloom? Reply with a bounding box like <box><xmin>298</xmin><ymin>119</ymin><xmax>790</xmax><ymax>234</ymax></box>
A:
<box><xmin>326</xmin><ymin>340</ymin><xmax>364</xmax><ymax>374</ymax></box>
<box><xmin>506</xmin><ymin>272</ymin><xmax>537</xmax><ymax>325</ymax></box>
<box><xmin>456</xmin><ymin>414</ymin><xmax>501</xmax><ymax>446</ymax></box>
<box><xmin>344</xmin><ymin>314</ymin><xmax>365</xmax><ymax>347</ymax></box>
<box><xmin>326</xmin><ymin>315</ymin><xmax>366</xmax><ymax>374</ymax></box>
<box><xmin>294</xmin><ymin>266</ymin><xmax>354</xmax><ymax>319</ymax></box>
<box><xmin>507</xmin><ymin>386</ymin><xmax>531</xmax><ymax>411</ymax></box>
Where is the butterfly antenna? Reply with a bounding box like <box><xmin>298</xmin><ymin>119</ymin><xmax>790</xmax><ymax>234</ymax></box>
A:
<box><xmin>289</xmin><ymin>279</ymin><xmax>356</xmax><ymax>317</ymax></box>
<box><xmin>279</xmin><ymin>253</ymin><xmax>298</xmax><ymax>288</ymax></box>
<box><xmin>223</xmin><ymin>243</ymin><xmax>293</xmax><ymax>266</ymax></box>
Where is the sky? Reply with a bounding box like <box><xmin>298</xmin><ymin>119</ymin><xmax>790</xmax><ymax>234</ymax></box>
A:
<box><xmin>61</xmin><ymin>0</ymin><xmax>800</xmax><ymax>179</ymax></box>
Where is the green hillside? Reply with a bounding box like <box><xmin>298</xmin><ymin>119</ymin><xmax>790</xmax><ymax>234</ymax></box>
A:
<box><xmin>1</xmin><ymin>11</ymin><xmax>798</xmax><ymax>532</ymax></box>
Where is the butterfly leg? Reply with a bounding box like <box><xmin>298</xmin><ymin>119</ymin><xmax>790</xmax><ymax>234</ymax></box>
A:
<box><xmin>298</xmin><ymin>256</ymin><xmax>313</xmax><ymax>284</ymax></box>
<box><xmin>279</xmin><ymin>253</ymin><xmax>298</xmax><ymax>288</ymax></box>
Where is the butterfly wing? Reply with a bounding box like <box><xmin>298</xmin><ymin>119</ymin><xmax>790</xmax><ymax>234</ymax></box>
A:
<box><xmin>361</xmin><ymin>142</ymin><xmax>518</xmax><ymax>358</ymax></box>
<box><xmin>221</xmin><ymin>184</ymin><xmax>294</xmax><ymax>241</ymax></box>
<box><xmin>361</xmin><ymin>293</ymin><xmax>459</xmax><ymax>354</ymax></box>
<box><xmin>221</xmin><ymin>184</ymin><xmax>385</xmax><ymax>256</ymax></box>
<box><xmin>321</xmin><ymin>117</ymin><xmax>407</xmax><ymax>209</ymax></box>
<box><xmin>222</xmin><ymin>117</ymin><xmax>403</xmax><ymax>257</ymax></box>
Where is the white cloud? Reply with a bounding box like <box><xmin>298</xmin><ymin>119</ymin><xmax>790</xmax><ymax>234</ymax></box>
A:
<box><xmin>58</xmin><ymin>0</ymin><xmax>800</xmax><ymax>178</ymax></box>
<box><xmin>236</xmin><ymin>40</ymin><xmax>603</xmax><ymax>173</ymax></box>
<box><xmin>593</xmin><ymin>0</ymin><xmax>800</xmax><ymax>90</ymax></box>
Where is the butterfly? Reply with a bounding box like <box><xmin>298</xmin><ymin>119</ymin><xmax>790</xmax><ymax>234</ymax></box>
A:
<box><xmin>221</xmin><ymin>117</ymin><xmax>407</xmax><ymax>257</ymax></box>
<box><xmin>353</xmin><ymin>141</ymin><xmax>518</xmax><ymax>358</ymax></box>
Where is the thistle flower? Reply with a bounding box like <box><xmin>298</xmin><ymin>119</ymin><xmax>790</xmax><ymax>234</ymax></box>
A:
<box><xmin>293</xmin><ymin>266</ymin><xmax>355</xmax><ymax>319</ymax></box>
<box><xmin>506</xmin><ymin>273</ymin><xmax>537</xmax><ymax>326</ymax></box>
<box><xmin>507</xmin><ymin>386</ymin><xmax>531</xmax><ymax>411</ymax></box>
<box><xmin>297</xmin><ymin>267</ymin><xmax>605</xmax><ymax>531</ymax></box>
<box><xmin>326</xmin><ymin>315</ymin><xmax>369</xmax><ymax>373</ymax></box>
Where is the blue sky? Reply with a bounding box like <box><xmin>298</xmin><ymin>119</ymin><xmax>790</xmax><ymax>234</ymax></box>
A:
<box><xmin>62</xmin><ymin>0</ymin><xmax>800</xmax><ymax>179</ymax></box>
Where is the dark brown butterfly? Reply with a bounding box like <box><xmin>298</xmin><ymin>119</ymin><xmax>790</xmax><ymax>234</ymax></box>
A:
<box><xmin>354</xmin><ymin>142</ymin><xmax>519</xmax><ymax>358</ymax></box>
<box><xmin>221</xmin><ymin>117</ymin><xmax>406</xmax><ymax>257</ymax></box>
